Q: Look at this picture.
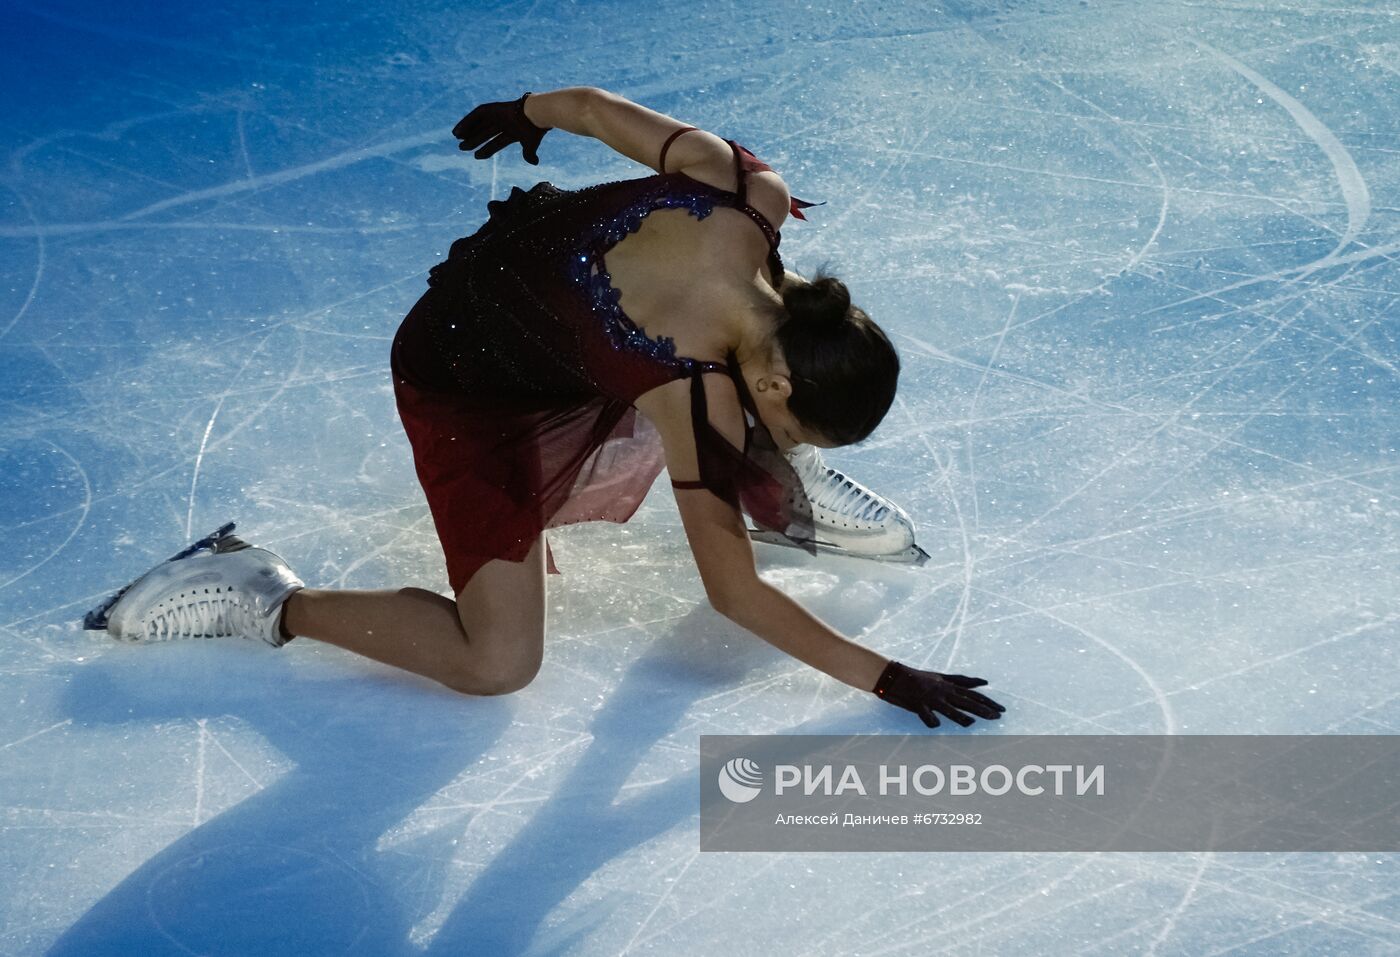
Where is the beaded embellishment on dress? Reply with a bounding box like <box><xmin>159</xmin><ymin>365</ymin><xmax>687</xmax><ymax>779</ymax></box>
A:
<box><xmin>568</xmin><ymin>182</ymin><xmax>724</xmax><ymax>369</ymax></box>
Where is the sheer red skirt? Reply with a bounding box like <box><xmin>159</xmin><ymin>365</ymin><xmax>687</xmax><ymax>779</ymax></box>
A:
<box><xmin>391</xmin><ymin>291</ymin><xmax>671</xmax><ymax>595</ymax></box>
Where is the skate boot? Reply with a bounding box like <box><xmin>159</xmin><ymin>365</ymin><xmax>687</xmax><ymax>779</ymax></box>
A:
<box><xmin>747</xmin><ymin>444</ymin><xmax>930</xmax><ymax>565</ymax></box>
<box><xmin>85</xmin><ymin>523</ymin><xmax>303</xmax><ymax>647</ymax></box>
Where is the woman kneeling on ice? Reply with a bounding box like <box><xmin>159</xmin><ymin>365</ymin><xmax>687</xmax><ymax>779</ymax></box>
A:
<box><xmin>86</xmin><ymin>87</ymin><xmax>1005</xmax><ymax>730</ymax></box>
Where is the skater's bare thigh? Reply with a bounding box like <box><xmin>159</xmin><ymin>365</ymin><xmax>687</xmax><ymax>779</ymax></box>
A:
<box><xmin>455</xmin><ymin>533</ymin><xmax>547</xmax><ymax>686</ymax></box>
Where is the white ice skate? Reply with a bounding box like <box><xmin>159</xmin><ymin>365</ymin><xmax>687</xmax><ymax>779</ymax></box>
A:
<box><xmin>83</xmin><ymin>522</ymin><xmax>303</xmax><ymax>647</ymax></box>
<box><xmin>747</xmin><ymin>444</ymin><xmax>930</xmax><ymax>565</ymax></box>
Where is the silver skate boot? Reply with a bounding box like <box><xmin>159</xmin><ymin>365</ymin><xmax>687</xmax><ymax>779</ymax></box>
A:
<box><xmin>747</xmin><ymin>445</ymin><xmax>930</xmax><ymax>565</ymax></box>
<box><xmin>85</xmin><ymin>523</ymin><xmax>303</xmax><ymax>647</ymax></box>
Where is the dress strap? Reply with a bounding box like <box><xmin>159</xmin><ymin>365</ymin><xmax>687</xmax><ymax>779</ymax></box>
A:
<box><xmin>717</xmin><ymin>139</ymin><xmax>782</xmax><ymax>253</ymax></box>
<box><xmin>677</xmin><ymin>354</ymin><xmax>757</xmax><ymax>414</ymax></box>
<box><xmin>690</xmin><ymin>352</ymin><xmax>760</xmax><ymax>417</ymax></box>
<box><xmin>725</xmin><ymin>140</ymin><xmax>751</xmax><ymax>207</ymax></box>
<box><xmin>659</xmin><ymin>126</ymin><xmax>700</xmax><ymax>173</ymax></box>
<box><xmin>668</xmin><ymin>357</ymin><xmax>750</xmax><ymax>498</ymax></box>
<box><xmin>666</xmin><ymin>356</ymin><xmax>819</xmax><ymax>557</ymax></box>
<box><xmin>728</xmin><ymin>139</ymin><xmax>827</xmax><ymax>223</ymax></box>
<box><xmin>689</xmin><ymin>358</ymin><xmax>730</xmax><ymax>376</ymax></box>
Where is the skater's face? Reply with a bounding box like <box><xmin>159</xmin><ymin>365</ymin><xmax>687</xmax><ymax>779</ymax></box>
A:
<box><xmin>753</xmin><ymin>373</ymin><xmax>838</xmax><ymax>452</ymax></box>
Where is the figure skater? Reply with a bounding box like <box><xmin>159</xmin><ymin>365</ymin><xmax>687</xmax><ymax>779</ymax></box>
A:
<box><xmin>86</xmin><ymin>87</ymin><xmax>1004</xmax><ymax>729</ymax></box>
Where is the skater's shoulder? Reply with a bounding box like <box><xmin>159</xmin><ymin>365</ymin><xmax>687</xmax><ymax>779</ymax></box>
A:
<box><xmin>640</xmin><ymin>365</ymin><xmax>747</xmax><ymax>435</ymax></box>
<box><xmin>638</xmin><ymin>366</ymin><xmax>749</xmax><ymax>481</ymax></box>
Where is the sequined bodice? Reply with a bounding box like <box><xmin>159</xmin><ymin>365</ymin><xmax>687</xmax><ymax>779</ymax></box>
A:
<box><xmin>411</xmin><ymin>169</ymin><xmax>786</xmax><ymax>405</ymax></box>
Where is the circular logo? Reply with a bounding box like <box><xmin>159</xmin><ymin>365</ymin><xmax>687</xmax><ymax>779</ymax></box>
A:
<box><xmin>718</xmin><ymin>757</ymin><xmax>763</xmax><ymax>803</ymax></box>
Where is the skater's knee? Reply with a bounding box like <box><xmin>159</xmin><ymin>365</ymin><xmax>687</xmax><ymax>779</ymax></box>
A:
<box><xmin>444</xmin><ymin>660</ymin><xmax>540</xmax><ymax>696</ymax></box>
<box><xmin>443</xmin><ymin>640</ymin><xmax>542</xmax><ymax>696</ymax></box>
<box><xmin>476</xmin><ymin>658</ymin><xmax>541</xmax><ymax>696</ymax></box>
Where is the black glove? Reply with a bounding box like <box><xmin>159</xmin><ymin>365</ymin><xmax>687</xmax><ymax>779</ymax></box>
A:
<box><xmin>452</xmin><ymin>92</ymin><xmax>551</xmax><ymax>166</ymax></box>
<box><xmin>872</xmin><ymin>660</ymin><xmax>1005</xmax><ymax>729</ymax></box>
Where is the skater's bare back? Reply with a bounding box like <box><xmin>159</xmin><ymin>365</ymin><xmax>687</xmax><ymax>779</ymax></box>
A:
<box><xmin>525</xmin><ymin>87</ymin><xmax>795</xmax><ymax>417</ymax></box>
<box><xmin>600</xmin><ymin>193</ymin><xmax>787</xmax><ymax>361</ymax></box>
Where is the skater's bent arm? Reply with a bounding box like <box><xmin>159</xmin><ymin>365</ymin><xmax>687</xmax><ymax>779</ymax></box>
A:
<box><xmin>524</xmin><ymin>86</ymin><xmax>737</xmax><ymax>175</ymax></box>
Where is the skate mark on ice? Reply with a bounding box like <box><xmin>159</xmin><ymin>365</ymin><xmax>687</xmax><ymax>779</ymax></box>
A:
<box><xmin>854</xmin><ymin>856</ymin><xmax>1048</xmax><ymax>953</ymax></box>
<box><xmin>556</xmin><ymin>612</ymin><xmax>690</xmax><ymax>643</ymax></box>
<box><xmin>1116</xmin><ymin>282</ymin><xmax>1393</xmax><ymax>522</ymax></box>
<box><xmin>982</xmin><ymin>86</ymin><xmax>1399</xmax><ymax>156</ymax></box>
<box><xmin>234</xmin><ymin>109</ymin><xmax>255</xmax><ymax>181</ymax></box>
<box><xmin>1137</xmin><ymin>42</ymin><xmax>1381</xmax><ymax>318</ymax></box>
<box><xmin>186</xmin><ymin>396</ymin><xmax>226</xmax><ymax>541</ymax></box>
<box><xmin>183</xmin><ymin>326</ymin><xmax>293</xmax><ymax>539</ymax></box>
<box><xmin>1085</xmin><ymin>613</ymin><xmax>1400</xmax><ymax>724</ymax></box>
<box><xmin>1143</xmin><ymin>850</ymin><xmax>1212</xmax><ymax>957</ymax></box>
<box><xmin>193</xmin><ymin>719</ymin><xmax>209</xmax><ymax>825</ymax></box>
<box><xmin>901</xmin><ymin>312</ymin><xmax>1394</xmax><ymax>509</ymax></box>
<box><xmin>925</xmin><ymin>435</ymin><xmax>975</xmax><ymax>674</ymax></box>
<box><xmin>81</xmin><ymin>131</ymin><xmax>441</xmax><ymax>228</ymax></box>
<box><xmin>204</xmin><ymin>724</ymin><xmax>267</xmax><ymax>791</ymax></box>
<box><xmin>1197</xmin><ymin>40</ymin><xmax>1370</xmax><ymax>260</ymax></box>
<box><xmin>405</xmin><ymin>733</ymin><xmax>591</xmax><ymax>944</ymax></box>
<box><xmin>966</xmin><ymin>294</ymin><xmax>1019</xmax><ymax>533</ymax></box>
<box><xmin>1097</xmin><ymin>246</ymin><xmax>1394</xmax><ymax>514</ymax></box>
<box><xmin>0</xmin><ymin>184</ymin><xmax>43</xmax><ymax>342</ymax></box>
<box><xmin>886</xmin><ymin>338</ymin><xmax>1399</xmax><ymax>578</ymax></box>
<box><xmin>971</xmin><ymin>34</ymin><xmax>1172</xmax><ymax>314</ymax></box>
<box><xmin>990</xmin><ymin>586</ymin><xmax>1178</xmax><ymax>733</ymax></box>
<box><xmin>0</xmin><ymin>718</ymin><xmax>73</xmax><ymax>752</ymax></box>
<box><xmin>863</xmin><ymin>853</ymin><xmax>1109</xmax><ymax>957</ymax></box>
<box><xmin>973</xmin><ymin>259</ymin><xmax>1338</xmax><ymax>562</ymax></box>
<box><xmin>1074</xmin><ymin>850</ymin><xmax>1382</xmax><ymax>957</ymax></box>
<box><xmin>0</xmin><ymin>442</ymin><xmax>91</xmax><ymax>592</ymax></box>
<box><xmin>619</xmin><ymin>848</ymin><xmax>699</xmax><ymax>956</ymax></box>
<box><xmin>966</xmin><ymin>461</ymin><xmax>1400</xmax><ymax>589</ymax></box>
<box><xmin>8</xmin><ymin>2</ymin><xmax>318</xmax><ymax>71</ymax></box>
<box><xmin>3</xmin><ymin>803</ymin><xmax>193</xmax><ymax>829</ymax></box>
<box><xmin>0</xmin><ymin>219</ymin><xmax>440</xmax><ymax>241</ymax></box>
<box><xmin>626</xmin><ymin>857</ymin><xmax>788</xmax><ymax>953</ymax></box>
<box><xmin>326</xmin><ymin>513</ymin><xmax>435</xmax><ymax>587</ymax></box>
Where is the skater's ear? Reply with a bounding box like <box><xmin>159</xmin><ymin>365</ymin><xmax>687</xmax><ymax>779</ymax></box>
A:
<box><xmin>758</xmin><ymin>369</ymin><xmax>795</xmax><ymax>400</ymax></box>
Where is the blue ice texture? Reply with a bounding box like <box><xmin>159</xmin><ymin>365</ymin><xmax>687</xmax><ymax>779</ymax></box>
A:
<box><xmin>1</xmin><ymin>0</ymin><xmax>1397</xmax><ymax>954</ymax></box>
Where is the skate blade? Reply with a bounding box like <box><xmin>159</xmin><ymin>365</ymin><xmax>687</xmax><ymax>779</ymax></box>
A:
<box><xmin>83</xmin><ymin>521</ymin><xmax>239</xmax><ymax>630</ymax></box>
<box><xmin>747</xmin><ymin>528</ymin><xmax>931</xmax><ymax>567</ymax></box>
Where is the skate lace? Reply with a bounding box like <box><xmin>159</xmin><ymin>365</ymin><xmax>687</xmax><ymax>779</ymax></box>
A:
<box><xmin>147</xmin><ymin>587</ymin><xmax>253</xmax><ymax>640</ymax></box>
<box><xmin>787</xmin><ymin>446</ymin><xmax>887</xmax><ymax>523</ymax></box>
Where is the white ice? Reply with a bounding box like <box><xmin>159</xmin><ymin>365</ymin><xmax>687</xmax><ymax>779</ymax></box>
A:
<box><xmin>1</xmin><ymin>0</ymin><xmax>1397</xmax><ymax>954</ymax></box>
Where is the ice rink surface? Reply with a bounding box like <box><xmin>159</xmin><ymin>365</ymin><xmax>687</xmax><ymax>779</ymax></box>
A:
<box><xmin>2</xmin><ymin>0</ymin><xmax>1397</xmax><ymax>953</ymax></box>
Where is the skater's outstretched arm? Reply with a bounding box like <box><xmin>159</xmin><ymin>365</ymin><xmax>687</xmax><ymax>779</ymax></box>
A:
<box><xmin>651</xmin><ymin>372</ymin><xmax>1005</xmax><ymax>729</ymax></box>
<box><xmin>455</xmin><ymin>86</ymin><xmax>784</xmax><ymax>187</ymax></box>
<box><xmin>507</xmin><ymin>85</ymin><xmax>732</xmax><ymax>175</ymax></box>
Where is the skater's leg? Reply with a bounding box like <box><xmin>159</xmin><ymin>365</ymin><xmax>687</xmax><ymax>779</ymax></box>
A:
<box><xmin>282</xmin><ymin>534</ymin><xmax>547</xmax><ymax>696</ymax></box>
<box><xmin>452</xmin><ymin>533</ymin><xmax>547</xmax><ymax>693</ymax></box>
<box><xmin>281</xmin><ymin>587</ymin><xmax>478</xmax><ymax>687</ymax></box>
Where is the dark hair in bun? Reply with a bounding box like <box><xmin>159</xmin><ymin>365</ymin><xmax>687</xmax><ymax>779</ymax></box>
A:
<box><xmin>782</xmin><ymin>272</ymin><xmax>850</xmax><ymax>330</ymax></box>
<box><xmin>772</xmin><ymin>264</ymin><xmax>899</xmax><ymax>447</ymax></box>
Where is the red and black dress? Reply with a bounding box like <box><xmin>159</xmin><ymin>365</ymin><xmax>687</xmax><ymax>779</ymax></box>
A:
<box><xmin>390</xmin><ymin>130</ymin><xmax>819</xmax><ymax>594</ymax></box>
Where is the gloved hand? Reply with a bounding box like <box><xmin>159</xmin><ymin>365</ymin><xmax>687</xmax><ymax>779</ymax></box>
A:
<box><xmin>452</xmin><ymin>92</ymin><xmax>551</xmax><ymax>166</ymax></box>
<box><xmin>872</xmin><ymin>659</ymin><xmax>1005</xmax><ymax>729</ymax></box>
